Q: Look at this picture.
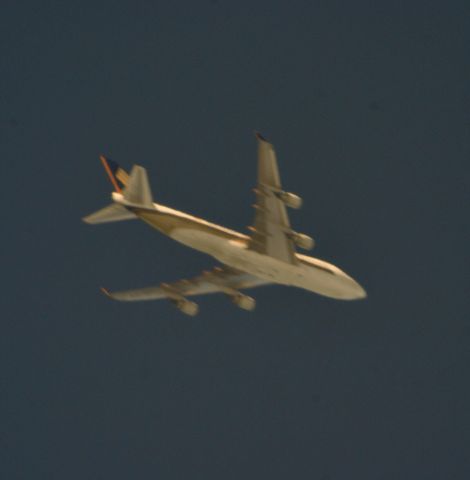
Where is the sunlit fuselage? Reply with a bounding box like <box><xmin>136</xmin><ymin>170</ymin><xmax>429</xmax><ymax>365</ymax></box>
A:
<box><xmin>132</xmin><ymin>200</ymin><xmax>366</xmax><ymax>301</ymax></box>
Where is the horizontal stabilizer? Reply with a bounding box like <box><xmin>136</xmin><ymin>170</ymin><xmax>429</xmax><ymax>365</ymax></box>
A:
<box><xmin>82</xmin><ymin>203</ymin><xmax>136</xmax><ymax>224</ymax></box>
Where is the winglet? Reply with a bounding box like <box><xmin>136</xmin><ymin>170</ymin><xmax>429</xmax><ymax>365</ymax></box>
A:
<box><xmin>255</xmin><ymin>131</ymin><xmax>268</xmax><ymax>142</ymax></box>
<box><xmin>122</xmin><ymin>165</ymin><xmax>154</xmax><ymax>207</ymax></box>
<box><xmin>100</xmin><ymin>287</ymin><xmax>112</xmax><ymax>298</ymax></box>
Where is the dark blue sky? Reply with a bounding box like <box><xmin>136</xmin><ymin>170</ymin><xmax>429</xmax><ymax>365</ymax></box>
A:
<box><xmin>2</xmin><ymin>1</ymin><xmax>469</xmax><ymax>478</ymax></box>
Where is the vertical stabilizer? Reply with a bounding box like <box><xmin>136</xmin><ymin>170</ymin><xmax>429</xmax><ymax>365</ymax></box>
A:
<box><xmin>100</xmin><ymin>156</ymin><xmax>129</xmax><ymax>192</ymax></box>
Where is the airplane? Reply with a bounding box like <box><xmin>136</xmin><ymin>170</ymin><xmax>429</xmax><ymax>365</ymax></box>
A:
<box><xmin>83</xmin><ymin>133</ymin><xmax>366</xmax><ymax>315</ymax></box>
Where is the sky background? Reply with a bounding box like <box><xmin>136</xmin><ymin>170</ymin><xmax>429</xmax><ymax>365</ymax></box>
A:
<box><xmin>1</xmin><ymin>1</ymin><xmax>469</xmax><ymax>478</ymax></box>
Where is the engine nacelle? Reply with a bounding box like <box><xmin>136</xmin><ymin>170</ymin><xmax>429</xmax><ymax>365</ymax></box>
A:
<box><xmin>232</xmin><ymin>294</ymin><xmax>256</xmax><ymax>311</ymax></box>
<box><xmin>290</xmin><ymin>232</ymin><xmax>315</xmax><ymax>250</ymax></box>
<box><xmin>175</xmin><ymin>299</ymin><xmax>199</xmax><ymax>316</ymax></box>
<box><xmin>278</xmin><ymin>191</ymin><xmax>302</xmax><ymax>209</ymax></box>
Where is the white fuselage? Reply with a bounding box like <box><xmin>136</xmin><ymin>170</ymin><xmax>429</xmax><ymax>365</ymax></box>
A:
<box><xmin>149</xmin><ymin>204</ymin><xmax>366</xmax><ymax>301</ymax></box>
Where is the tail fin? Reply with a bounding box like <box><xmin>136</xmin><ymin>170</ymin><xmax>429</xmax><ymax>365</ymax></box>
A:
<box><xmin>122</xmin><ymin>165</ymin><xmax>153</xmax><ymax>207</ymax></box>
<box><xmin>100</xmin><ymin>156</ymin><xmax>153</xmax><ymax>207</ymax></box>
<box><xmin>100</xmin><ymin>155</ymin><xmax>129</xmax><ymax>193</ymax></box>
<box><xmin>83</xmin><ymin>157</ymin><xmax>154</xmax><ymax>225</ymax></box>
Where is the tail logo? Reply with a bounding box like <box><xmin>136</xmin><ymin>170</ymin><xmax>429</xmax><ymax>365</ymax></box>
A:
<box><xmin>100</xmin><ymin>155</ymin><xmax>129</xmax><ymax>192</ymax></box>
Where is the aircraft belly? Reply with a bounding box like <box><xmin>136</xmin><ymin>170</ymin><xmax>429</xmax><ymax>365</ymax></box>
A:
<box><xmin>170</xmin><ymin>228</ymin><xmax>288</xmax><ymax>279</ymax></box>
<box><xmin>170</xmin><ymin>228</ymin><xmax>362</xmax><ymax>299</ymax></box>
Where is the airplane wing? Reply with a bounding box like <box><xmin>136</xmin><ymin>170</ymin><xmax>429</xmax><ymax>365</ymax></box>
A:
<box><xmin>102</xmin><ymin>266</ymin><xmax>270</xmax><ymax>302</ymax></box>
<box><xmin>249</xmin><ymin>133</ymin><xmax>298</xmax><ymax>264</ymax></box>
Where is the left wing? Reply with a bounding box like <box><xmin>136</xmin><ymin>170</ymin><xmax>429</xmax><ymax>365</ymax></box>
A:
<box><xmin>102</xmin><ymin>266</ymin><xmax>270</xmax><ymax>314</ymax></box>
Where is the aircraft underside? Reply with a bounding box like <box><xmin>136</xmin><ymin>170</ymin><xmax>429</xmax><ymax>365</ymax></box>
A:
<box><xmin>169</xmin><ymin>226</ymin><xmax>366</xmax><ymax>301</ymax></box>
<box><xmin>83</xmin><ymin>133</ymin><xmax>366</xmax><ymax>315</ymax></box>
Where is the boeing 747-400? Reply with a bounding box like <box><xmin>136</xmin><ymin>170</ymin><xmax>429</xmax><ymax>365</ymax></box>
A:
<box><xmin>83</xmin><ymin>133</ymin><xmax>366</xmax><ymax>315</ymax></box>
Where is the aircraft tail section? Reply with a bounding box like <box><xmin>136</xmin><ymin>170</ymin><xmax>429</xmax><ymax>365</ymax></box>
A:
<box><xmin>100</xmin><ymin>155</ymin><xmax>129</xmax><ymax>193</ymax></box>
<box><xmin>100</xmin><ymin>155</ymin><xmax>153</xmax><ymax>207</ymax></box>
<box><xmin>83</xmin><ymin>157</ymin><xmax>154</xmax><ymax>224</ymax></box>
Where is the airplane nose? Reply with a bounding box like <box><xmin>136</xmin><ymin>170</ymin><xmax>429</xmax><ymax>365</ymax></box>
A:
<box><xmin>356</xmin><ymin>284</ymin><xmax>367</xmax><ymax>299</ymax></box>
<box><xmin>340</xmin><ymin>275</ymin><xmax>367</xmax><ymax>300</ymax></box>
<box><xmin>351</xmin><ymin>279</ymin><xmax>367</xmax><ymax>299</ymax></box>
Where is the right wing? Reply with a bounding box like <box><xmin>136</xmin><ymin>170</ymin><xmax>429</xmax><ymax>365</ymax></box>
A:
<box><xmin>249</xmin><ymin>133</ymin><xmax>298</xmax><ymax>264</ymax></box>
<box><xmin>102</xmin><ymin>266</ymin><xmax>270</xmax><ymax>302</ymax></box>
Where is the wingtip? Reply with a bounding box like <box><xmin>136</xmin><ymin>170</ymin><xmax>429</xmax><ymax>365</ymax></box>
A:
<box><xmin>254</xmin><ymin>131</ymin><xmax>268</xmax><ymax>142</ymax></box>
<box><xmin>100</xmin><ymin>287</ymin><xmax>112</xmax><ymax>298</ymax></box>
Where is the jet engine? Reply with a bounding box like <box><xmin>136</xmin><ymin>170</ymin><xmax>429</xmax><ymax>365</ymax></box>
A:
<box><xmin>289</xmin><ymin>232</ymin><xmax>315</xmax><ymax>250</ymax></box>
<box><xmin>232</xmin><ymin>294</ymin><xmax>256</xmax><ymax>311</ymax></box>
<box><xmin>175</xmin><ymin>299</ymin><xmax>199</xmax><ymax>316</ymax></box>
<box><xmin>278</xmin><ymin>191</ymin><xmax>303</xmax><ymax>209</ymax></box>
